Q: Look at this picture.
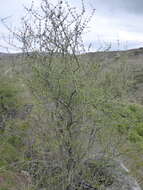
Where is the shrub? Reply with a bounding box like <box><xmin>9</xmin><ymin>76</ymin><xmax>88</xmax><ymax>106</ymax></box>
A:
<box><xmin>0</xmin><ymin>77</ymin><xmax>19</xmax><ymax>113</ymax></box>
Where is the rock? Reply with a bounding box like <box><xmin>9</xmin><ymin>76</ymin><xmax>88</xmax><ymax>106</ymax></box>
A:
<box><xmin>20</xmin><ymin>170</ymin><xmax>32</xmax><ymax>184</ymax></box>
<box><xmin>106</xmin><ymin>176</ymin><xmax>142</xmax><ymax>190</ymax></box>
<box><xmin>77</xmin><ymin>158</ymin><xmax>142</xmax><ymax>190</ymax></box>
<box><xmin>106</xmin><ymin>160</ymin><xmax>142</xmax><ymax>190</ymax></box>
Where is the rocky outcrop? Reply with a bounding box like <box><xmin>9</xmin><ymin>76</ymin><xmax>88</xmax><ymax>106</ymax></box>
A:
<box><xmin>74</xmin><ymin>158</ymin><xmax>142</xmax><ymax>190</ymax></box>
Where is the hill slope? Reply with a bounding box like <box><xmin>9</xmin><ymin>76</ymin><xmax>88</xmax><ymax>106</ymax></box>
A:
<box><xmin>0</xmin><ymin>48</ymin><xmax>143</xmax><ymax>190</ymax></box>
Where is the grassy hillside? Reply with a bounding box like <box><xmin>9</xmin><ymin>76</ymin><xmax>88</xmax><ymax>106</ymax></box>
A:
<box><xmin>0</xmin><ymin>48</ymin><xmax>143</xmax><ymax>189</ymax></box>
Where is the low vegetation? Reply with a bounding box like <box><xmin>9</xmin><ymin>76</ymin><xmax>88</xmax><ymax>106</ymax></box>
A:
<box><xmin>0</xmin><ymin>0</ymin><xmax>143</xmax><ymax>189</ymax></box>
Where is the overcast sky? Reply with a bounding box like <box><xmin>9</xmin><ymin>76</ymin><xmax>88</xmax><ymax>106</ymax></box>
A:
<box><xmin>0</xmin><ymin>0</ymin><xmax>143</xmax><ymax>52</ymax></box>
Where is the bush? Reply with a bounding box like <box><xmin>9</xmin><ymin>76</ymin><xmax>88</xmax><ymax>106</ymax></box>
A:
<box><xmin>0</xmin><ymin>142</ymin><xmax>20</xmax><ymax>164</ymax></box>
<box><xmin>129</xmin><ymin>131</ymin><xmax>143</xmax><ymax>143</ymax></box>
<box><xmin>0</xmin><ymin>77</ymin><xmax>19</xmax><ymax>113</ymax></box>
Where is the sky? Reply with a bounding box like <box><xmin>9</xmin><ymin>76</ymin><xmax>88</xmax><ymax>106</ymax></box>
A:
<box><xmin>89</xmin><ymin>0</ymin><xmax>143</xmax><ymax>50</ymax></box>
<box><xmin>0</xmin><ymin>0</ymin><xmax>143</xmax><ymax>52</ymax></box>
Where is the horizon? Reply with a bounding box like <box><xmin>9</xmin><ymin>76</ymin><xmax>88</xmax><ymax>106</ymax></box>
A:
<box><xmin>0</xmin><ymin>46</ymin><xmax>143</xmax><ymax>55</ymax></box>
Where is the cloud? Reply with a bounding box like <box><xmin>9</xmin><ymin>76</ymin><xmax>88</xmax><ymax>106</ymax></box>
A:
<box><xmin>92</xmin><ymin>0</ymin><xmax>143</xmax><ymax>15</ymax></box>
<box><xmin>1</xmin><ymin>0</ymin><xmax>143</xmax><ymax>52</ymax></box>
